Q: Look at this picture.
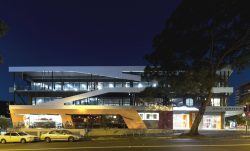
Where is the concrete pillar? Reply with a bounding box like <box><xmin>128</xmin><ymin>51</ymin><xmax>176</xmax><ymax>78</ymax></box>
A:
<box><xmin>10</xmin><ymin>113</ymin><xmax>24</xmax><ymax>128</ymax></box>
<box><xmin>189</xmin><ymin>112</ymin><xmax>193</xmax><ymax>129</ymax></box>
<box><xmin>60</xmin><ymin>114</ymin><xmax>74</xmax><ymax>128</ymax></box>
<box><xmin>220</xmin><ymin>112</ymin><xmax>224</xmax><ymax>129</ymax></box>
<box><xmin>28</xmin><ymin>95</ymin><xmax>32</xmax><ymax>105</ymax></box>
<box><xmin>122</xmin><ymin>113</ymin><xmax>146</xmax><ymax>129</ymax></box>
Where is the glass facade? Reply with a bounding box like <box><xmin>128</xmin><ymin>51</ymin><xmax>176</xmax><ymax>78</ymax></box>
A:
<box><xmin>27</xmin><ymin>80</ymin><xmax>155</xmax><ymax>106</ymax></box>
<box><xmin>138</xmin><ymin>112</ymin><xmax>159</xmax><ymax>120</ymax></box>
<box><xmin>72</xmin><ymin>115</ymin><xmax>127</xmax><ymax>129</ymax></box>
<box><xmin>211</xmin><ymin>98</ymin><xmax>220</xmax><ymax>106</ymax></box>
<box><xmin>173</xmin><ymin>113</ymin><xmax>222</xmax><ymax>130</ymax></box>
<box><xmin>32</xmin><ymin>97</ymin><xmax>62</xmax><ymax>105</ymax></box>
<box><xmin>24</xmin><ymin>114</ymin><xmax>62</xmax><ymax>128</ymax></box>
<box><xmin>28</xmin><ymin>81</ymin><xmax>155</xmax><ymax>92</ymax></box>
<box><xmin>202</xmin><ymin>115</ymin><xmax>221</xmax><ymax>129</ymax></box>
<box><xmin>173</xmin><ymin>114</ymin><xmax>190</xmax><ymax>129</ymax></box>
<box><xmin>71</xmin><ymin>97</ymin><xmax>130</xmax><ymax>106</ymax></box>
<box><xmin>186</xmin><ymin>98</ymin><xmax>194</xmax><ymax>106</ymax></box>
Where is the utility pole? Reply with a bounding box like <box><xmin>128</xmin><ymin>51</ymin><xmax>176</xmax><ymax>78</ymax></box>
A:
<box><xmin>243</xmin><ymin>105</ymin><xmax>250</xmax><ymax>134</ymax></box>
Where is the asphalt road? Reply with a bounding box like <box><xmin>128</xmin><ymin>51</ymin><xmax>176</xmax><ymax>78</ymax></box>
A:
<box><xmin>1</xmin><ymin>136</ymin><xmax>250</xmax><ymax>151</ymax></box>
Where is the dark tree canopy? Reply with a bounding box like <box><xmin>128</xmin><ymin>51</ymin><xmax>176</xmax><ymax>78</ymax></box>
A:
<box><xmin>145</xmin><ymin>0</ymin><xmax>250</xmax><ymax>135</ymax></box>
<box><xmin>0</xmin><ymin>20</ymin><xmax>8</xmax><ymax>37</ymax></box>
<box><xmin>0</xmin><ymin>20</ymin><xmax>8</xmax><ymax>64</ymax></box>
<box><xmin>147</xmin><ymin>0</ymin><xmax>250</xmax><ymax>72</ymax></box>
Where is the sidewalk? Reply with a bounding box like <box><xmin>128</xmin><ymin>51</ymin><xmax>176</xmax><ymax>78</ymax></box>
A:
<box><xmin>89</xmin><ymin>130</ymin><xmax>250</xmax><ymax>141</ymax></box>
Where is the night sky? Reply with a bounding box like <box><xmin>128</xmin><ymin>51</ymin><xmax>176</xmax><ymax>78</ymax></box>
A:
<box><xmin>0</xmin><ymin>0</ymin><xmax>249</xmax><ymax>105</ymax></box>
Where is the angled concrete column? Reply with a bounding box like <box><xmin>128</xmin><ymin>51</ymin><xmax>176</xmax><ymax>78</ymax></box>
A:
<box><xmin>60</xmin><ymin>114</ymin><xmax>74</xmax><ymax>128</ymax></box>
<box><xmin>10</xmin><ymin>112</ymin><xmax>24</xmax><ymax>128</ymax></box>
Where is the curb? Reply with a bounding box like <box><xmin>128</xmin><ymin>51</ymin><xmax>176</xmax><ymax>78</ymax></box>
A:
<box><xmin>240</xmin><ymin>135</ymin><xmax>250</xmax><ymax>138</ymax></box>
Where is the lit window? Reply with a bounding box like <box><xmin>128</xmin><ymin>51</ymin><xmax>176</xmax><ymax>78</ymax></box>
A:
<box><xmin>173</xmin><ymin>114</ymin><xmax>189</xmax><ymax>129</ymax></box>
<box><xmin>152</xmin><ymin>83</ymin><xmax>157</xmax><ymax>87</ymax></box>
<box><xmin>146</xmin><ymin>114</ymin><xmax>151</xmax><ymax>119</ymax></box>
<box><xmin>153</xmin><ymin>114</ymin><xmax>157</xmax><ymax>119</ymax></box>
<box><xmin>80</xmin><ymin>83</ymin><xmax>87</xmax><ymax>90</ymax></box>
<box><xmin>186</xmin><ymin>98</ymin><xmax>193</xmax><ymax>106</ymax></box>
<box><xmin>139</xmin><ymin>113</ymin><xmax>144</xmax><ymax>119</ymax></box>
<box><xmin>55</xmin><ymin>83</ymin><xmax>61</xmax><ymax>90</ymax></box>
<box><xmin>139</xmin><ymin>113</ymin><xmax>159</xmax><ymax>120</ymax></box>
<box><xmin>67</xmin><ymin>84</ymin><xmax>72</xmax><ymax>88</ymax></box>
<box><xmin>97</xmin><ymin>85</ymin><xmax>102</xmax><ymax>90</ymax></box>
<box><xmin>36</xmin><ymin>99</ymin><xmax>43</xmax><ymax>105</ymax></box>
<box><xmin>211</xmin><ymin>98</ymin><xmax>220</xmax><ymax>106</ymax></box>
<box><xmin>125</xmin><ymin>82</ymin><xmax>130</xmax><ymax>88</ymax></box>
<box><xmin>109</xmin><ymin>83</ymin><xmax>114</xmax><ymax>88</ymax></box>
<box><xmin>138</xmin><ymin>83</ymin><xmax>143</xmax><ymax>88</ymax></box>
<box><xmin>202</xmin><ymin>115</ymin><xmax>221</xmax><ymax>129</ymax></box>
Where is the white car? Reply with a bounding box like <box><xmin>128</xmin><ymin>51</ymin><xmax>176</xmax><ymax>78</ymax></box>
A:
<box><xmin>40</xmin><ymin>130</ymin><xmax>81</xmax><ymax>143</ymax></box>
<box><xmin>0</xmin><ymin>132</ymin><xmax>39</xmax><ymax>144</ymax></box>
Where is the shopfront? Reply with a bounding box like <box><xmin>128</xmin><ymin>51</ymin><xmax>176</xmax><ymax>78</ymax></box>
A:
<box><xmin>201</xmin><ymin>114</ymin><xmax>222</xmax><ymax>129</ymax></box>
<box><xmin>23</xmin><ymin>114</ymin><xmax>63</xmax><ymax>128</ymax></box>
<box><xmin>173</xmin><ymin>106</ymin><xmax>224</xmax><ymax>130</ymax></box>
<box><xmin>173</xmin><ymin>106</ymin><xmax>198</xmax><ymax>130</ymax></box>
<box><xmin>173</xmin><ymin>113</ymin><xmax>190</xmax><ymax>129</ymax></box>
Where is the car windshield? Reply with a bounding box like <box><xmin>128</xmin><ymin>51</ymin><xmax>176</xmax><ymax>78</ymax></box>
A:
<box><xmin>18</xmin><ymin>132</ymin><xmax>28</xmax><ymax>136</ymax></box>
<box><xmin>49</xmin><ymin>130</ymin><xmax>60</xmax><ymax>134</ymax></box>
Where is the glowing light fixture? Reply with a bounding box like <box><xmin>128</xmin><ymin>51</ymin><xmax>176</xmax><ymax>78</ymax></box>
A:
<box><xmin>109</xmin><ymin>83</ymin><xmax>114</xmax><ymax>88</ymax></box>
<box><xmin>152</xmin><ymin>83</ymin><xmax>157</xmax><ymax>87</ymax></box>
<box><xmin>173</xmin><ymin>106</ymin><xmax>199</xmax><ymax>111</ymax></box>
<box><xmin>125</xmin><ymin>83</ymin><xmax>129</xmax><ymax>88</ymax></box>
<box><xmin>97</xmin><ymin>85</ymin><xmax>102</xmax><ymax>90</ymax></box>
<box><xmin>138</xmin><ymin>83</ymin><xmax>143</xmax><ymax>88</ymax></box>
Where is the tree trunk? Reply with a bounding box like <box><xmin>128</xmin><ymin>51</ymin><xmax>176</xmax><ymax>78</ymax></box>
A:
<box><xmin>188</xmin><ymin>91</ymin><xmax>213</xmax><ymax>135</ymax></box>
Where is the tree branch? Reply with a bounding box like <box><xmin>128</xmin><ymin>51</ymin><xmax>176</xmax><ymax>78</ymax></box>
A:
<box><xmin>216</xmin><ymin>28</ymin><xmax>250</xmax><ymax>69</ymax></box>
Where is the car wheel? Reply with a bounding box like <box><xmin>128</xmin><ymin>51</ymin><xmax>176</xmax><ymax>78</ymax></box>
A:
<box><xmin>1</xmin><ymin>139</ymin><xmax>6</xmax><ymax>144</ymax></box>
<box><xmin>68</xmin><ymin>136</ymin><xmax>74</xmax><ymax>142</ymax></box>
<box><xmin>21</xmin><ymin>138</ymin><xmax>26</xmax><ymax>144</ymax></box>
<box><xmin>45</xmin><ymin>137</ymin><xmax>51</xmax><ymax>143</ymax></box>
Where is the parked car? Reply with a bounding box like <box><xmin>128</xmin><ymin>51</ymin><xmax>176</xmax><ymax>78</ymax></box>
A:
<box><xmin>40</xmin><ymin>130</ymin><xmax>81</xmax><ymax>143</ymax></box>
<box><xmin>0</xmin><ymin>130</ymin><xmax>7</xmax><ymax>135</ymax></box>
<box><xmin>0</xmin><ymin>132</ymin><xmax>39</xmax><ymax>144</ymax></box>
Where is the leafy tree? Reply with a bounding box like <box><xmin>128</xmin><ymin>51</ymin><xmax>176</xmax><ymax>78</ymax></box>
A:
<box><xmin>225</xmin><ymin>115</ymin><xmax>246</xmax><ymax>126</ymax></box>
<box><xmin>0</xmin><ymin>117</ymin><xmax>9</xmax><ymax>130</ymax></box>
<box><xmin>136</xmin><ymin>87</ymin><xmax>170</xmax><ymax>106</ymax></box>
<box><xmin>239</xmin><ymin>95</ymin><xmax>250</xmax><ymax>105</ymax></box>
<box><xmin>0</xmin><ymin>20</ymin><xmax>8</xmax><ymax>64</ymax></box>
<box><xmin>145</xmin><ymin>0</ymin><xmax>250</xmax><ymax>135</ymax></box>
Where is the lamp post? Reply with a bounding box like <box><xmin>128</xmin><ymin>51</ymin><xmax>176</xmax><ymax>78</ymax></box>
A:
<box><xmin>243</xmin><ymin>105</ymin><xmax>250</xmax><ymax>134</ymax></box>
<box><xmin>242</xmin><ymin>113</ymin><xmax>248</xmax><ymax>134</ymax></box>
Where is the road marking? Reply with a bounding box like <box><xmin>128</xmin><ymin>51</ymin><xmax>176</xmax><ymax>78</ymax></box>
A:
<box><xmin>2</xmin><ymin>144</ymin><xmax>250</xmax><ymax>150</ymax></box>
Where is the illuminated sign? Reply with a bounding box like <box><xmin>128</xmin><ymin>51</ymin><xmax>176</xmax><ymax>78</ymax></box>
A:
<box><xmin>138</xmin><ymin>112</ymin><xmax>159</xmax><ymax>120</ymax></box>
<box><xmin>205</xmin><ymin>106</ymin><xmax>243</xmax><ymax>112</ymax></box>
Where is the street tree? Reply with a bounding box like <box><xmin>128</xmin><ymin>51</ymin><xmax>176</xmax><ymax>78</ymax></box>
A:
<box><xmin>145</xmin><ymin>0</ymin><xmax>250</xmax><ymax>135</ymax></box>
<box><xmin>0</xmin><ymin>117</ymin><xmax>9</xmax><ymax>130</ymax></box>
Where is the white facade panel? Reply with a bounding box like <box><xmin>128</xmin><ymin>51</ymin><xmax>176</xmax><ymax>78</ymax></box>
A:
<box><xmin>212</xmin><ymin>87</ymin><xmax>233</xmax><ymax>94</ymax></box>
<box><xmin>9</xmin><ymin>66</ymin><xmax>145</xmax><ymax>81</ymax></box>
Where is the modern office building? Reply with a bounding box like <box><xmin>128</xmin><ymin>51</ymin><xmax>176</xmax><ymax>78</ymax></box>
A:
<box><xmin>235</xmin><ymin>82</ymin><xmax>250</xmax><ymax>106</ymax></box>
<box><xmin>8</xmin><ymin>66</ymin><xmax>242</xmax><ymax>130</ymax></box>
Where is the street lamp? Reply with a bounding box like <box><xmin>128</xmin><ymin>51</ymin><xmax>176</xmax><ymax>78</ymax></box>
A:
<box><xmin>243</xmin><ymin>104</ymin><xmax>250</xmax><ymax>134</ymax></box>
<box><xmin>242</xmin><ymin>113</ymin><xmax>248</xmax><ymax>134</ymax></box>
